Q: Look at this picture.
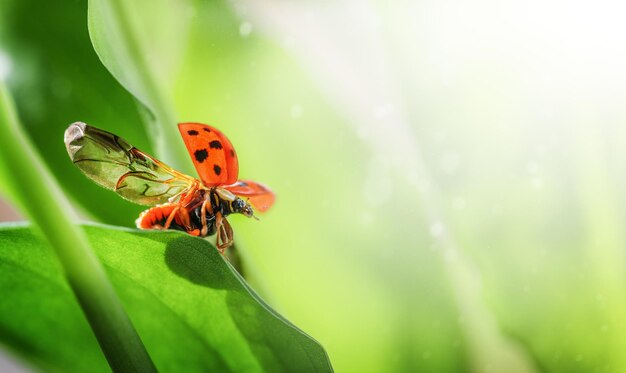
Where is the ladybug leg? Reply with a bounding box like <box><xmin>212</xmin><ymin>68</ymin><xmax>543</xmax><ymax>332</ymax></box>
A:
<box><xmin>222</xmin><ymin>219</ymin><xmax>234</xmax><ymax>250</ymax></box>
<box><xmin>187</xmin><ymin>229</ymin><xmax>201</xmax><ymax>236</ymax></box>
<box><xmin>172</xmin><ymin>181</ymin><xmax>199</xmax><ymax>204</ymax></box>
<box><xmin>177</xmin><ymin>206</ymin><xmax>191</xmax><ymax>230</ymax></box>
<box><xmin>166</xmin><ymin>202</ymin><xmax>199</xmax><ymax>232</ymax></box>
<box><xmin>215</xmin><ymin>212</ymin><xmax>224</xmax><ymax>251</ymax></box>
<box><xmin>163</xmin><ymin>206</ymin><xmax>180</xmax><ymax>230</ymax></box>
<box><xmin>200</xmin><ymin>198</ymin><xmax>212</xmax><ymax>236</ymax></box>
<box><xmin>215</xmin><ymin>212</ymin><xmax>233</xmax><ymax>253</ymax></box>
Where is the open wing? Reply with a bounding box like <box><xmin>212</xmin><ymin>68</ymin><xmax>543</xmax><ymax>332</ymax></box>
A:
<box><xmin>65</xmin><ymin>122</ymin><xmax>194</xmax><ymax>206</ymax></box>
<box><xmin>178</xmin><ymin>123</ymin><xmax>239</xmax><ymax>186</ymax></box>
<box><xmin>224</xmin><ymin>180</ymin><xmax>275</xmax><ymax>212</ymax></box>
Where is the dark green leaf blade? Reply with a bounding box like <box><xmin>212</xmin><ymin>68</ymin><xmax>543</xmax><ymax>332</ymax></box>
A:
<box><xmin>0</xmin><ymin>224</ymin><xmax>332</xmax><ymax>372</ymax></box>
<box><xmin>0</xmin><ymin>223</ymin><xmax>110</xmax><ymax>373</ymax></box>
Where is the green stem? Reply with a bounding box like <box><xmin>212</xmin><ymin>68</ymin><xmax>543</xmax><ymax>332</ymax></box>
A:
<box><xmin>0</xmin><ymin>81</ymin><xmax>156</xmax><ymax>372</ymax></box>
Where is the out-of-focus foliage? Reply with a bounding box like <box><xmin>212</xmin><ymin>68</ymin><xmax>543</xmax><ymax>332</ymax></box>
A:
<box><xmin>0</xmin><ymin>0</ymin><xmax>146</xmax><ymax>225</ymax></box>
<box><xmin>2</xmin><ymin>0</ymin><xmax>626</xmax><ymax>372</ymax></box>
<box><xmin>0</xmin><ymin>224</ymin><xmax>331</xmax><ymax>372</ymax></box>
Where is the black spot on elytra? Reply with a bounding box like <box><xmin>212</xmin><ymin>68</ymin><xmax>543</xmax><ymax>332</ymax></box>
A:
<box><xmin>213</xmin><ymin>164</ymin><xmax>222</xmax><ymax>175</ymax></box>
<box><xmin>209</xmin><ymin>140</ymin><xmax>223</xmax><ymax>149</ymax></box>
<box><xmin>203</xmin><ymin>128</ymin><xmax>211</xmax><ymax>133</ymax></box>
<box><xmin>230</xmin><ymin>150</ymin><xmax>235</xmax><ymax>157</ymax></box>
<box><xmin>194</xmin><ymin>149</ymin><xmax>208</xmax><ymax>163</ymax></box>
<box><xmin>187</xmin><ymin>130</ymin><xmax>199</xmax><ymax>136</ymax></box>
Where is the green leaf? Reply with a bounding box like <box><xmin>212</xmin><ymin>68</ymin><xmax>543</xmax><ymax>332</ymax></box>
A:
<box><xmin>0</xmin><ymin>223</ymin><xmax>332</xmax><ymax>372</ymax></box>
<box><xmin>87</xmin><ymin>0</ymin><xmax>193</xmax><ymax>174</ymax></box>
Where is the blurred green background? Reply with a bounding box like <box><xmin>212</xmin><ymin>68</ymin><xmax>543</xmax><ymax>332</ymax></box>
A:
<box><xmin>2</xmin><ymin>0</ymin><xmax>626</xmax><ymax>371</ymax></box>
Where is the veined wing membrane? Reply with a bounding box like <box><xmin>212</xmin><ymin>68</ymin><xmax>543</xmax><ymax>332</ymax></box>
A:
<box><xmin>64</xmin><ymin>122</ymin><xmax>194</xmax><ymax>205</ymax></box>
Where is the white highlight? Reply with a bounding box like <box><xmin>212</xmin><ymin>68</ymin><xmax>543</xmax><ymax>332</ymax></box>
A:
<box><xmin>531</xmin><ymin>177</ymin><xmax>544</xmax><ymax>190</ymax></box>
<box><xmin>0</xmin><ymin>51</ymin><xmax>11</xmax><ymax>80</ymax></box>
<box><xmin>440</xmin><ymin>151</ymin><xmax>460</xmax><ymax>175</ymax></box>
<box><xmin>290</xmin><ymin>104</ymin><xmax>303</xmax><ymax>118</ymax></box>
<box><xmin>239</xmin><ymin>22</ymin><xmax>253</xmax><ymax>37</ymax></box>
<box><xmin>526</xmin><ymin>162</ymin><xmax>539</xmax><ymax>174</ymax></box>
<box><xmin>363</xmin><ymin>156</ymin><xmax>393</xmax><ymax>207</ymax></box>
<box><xmin>452</xmin><ymin>197</ymin><xmax>466</xmax><ymax>210</ymax></box>
<box><xmin>429</xmin><ymin>221</ymin><xmax>445</xmax><ymax>237</ymax></box>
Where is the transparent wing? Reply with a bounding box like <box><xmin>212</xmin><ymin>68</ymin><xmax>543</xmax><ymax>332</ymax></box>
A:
<box><xmin>224</xmin><ymin>180</ymin><xmax>275</xmax><ymax>212</ymax></box>
<box><xmin>64</xmin><ymin>122</ymin><xmax>194</xmax><ymax>205</ymax></box>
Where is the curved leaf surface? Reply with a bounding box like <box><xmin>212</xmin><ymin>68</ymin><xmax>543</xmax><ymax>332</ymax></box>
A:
<box><xmin>87</xmin><ymin>0</ymin><xmax>193</xmax><ymax>173</ymax></box>
<box><xmin>0</xmin><ymin>223</ymin><xmax>332</xmax><ymax>372</ymax></box>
